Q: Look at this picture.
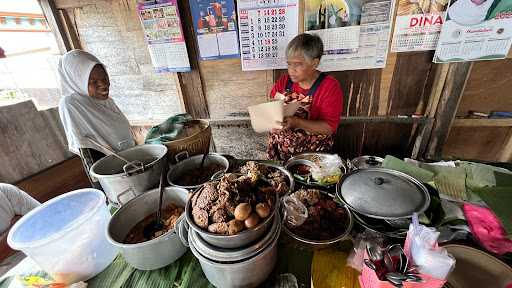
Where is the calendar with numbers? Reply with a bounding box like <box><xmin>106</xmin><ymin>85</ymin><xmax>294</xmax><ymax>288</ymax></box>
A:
<box><xmin>237</xmin><ymin>0</ymin><xmax>299</xmax><ymax>71</ymax></box>
<box><xmin>433</xmin><ymin>0</ymin><xmax>512</xmax><ymax>63</ymax></box>
<box><xmin>137</xmin><ymin>0</ymin><xmax>191</xmax><ymax>73</ymax></box>
<box><xmin>317</xmin><ymin>0</ymin><xmax>395</xmax><ymax>71</ymax></box>
<box><xmin>391</xmin><ymin>0</ymin><xmax>448</xmax><ymax>52</ymax></box>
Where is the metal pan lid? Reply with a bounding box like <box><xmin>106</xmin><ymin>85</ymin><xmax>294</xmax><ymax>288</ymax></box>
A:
<box><xmin>350</xmin><ymin>156</ymin><xmax>383</xmax><ymax>169</ymax></box>
<box><xmin>336</xmin><ymin>168</ymin><xmax>430</xmax><ymax>219</ymax></box>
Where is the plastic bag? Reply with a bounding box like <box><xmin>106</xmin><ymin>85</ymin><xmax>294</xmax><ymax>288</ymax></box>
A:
<box><xmin>310</xmin><ymin>155</ymin><xmax>343</xmax><ymax>185</ymax></box>
<box><xmin>281</xmin><ymin>196</ymin><xmax>308</xmax><ymax>227</ymax></box>
<box><xmin>409</xmin><ymin>214</ymin><xmax>456</xmax><ymax>280</ymax></box>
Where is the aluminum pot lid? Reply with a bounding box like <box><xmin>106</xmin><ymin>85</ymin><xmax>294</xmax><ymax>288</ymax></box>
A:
<box><xmin>336</xmin><ymin>168</ymin><xmax>430</xmax><ymax>219</ymax></box>
<box><xmin>189</xmin><ymin>213</ymin><xmax>280</xmax><ymax>263</ymax></box>
<box><xmin>350</xmin><ymin>156</ymin><xmax>383</xmax><ymax>169</ymax></box>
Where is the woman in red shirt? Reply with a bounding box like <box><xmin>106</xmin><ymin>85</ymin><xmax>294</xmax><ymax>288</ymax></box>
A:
<box><xmin>268</xmin><ymin>33</ymin><xmax>343</xmax><ymax>161</ymax></box>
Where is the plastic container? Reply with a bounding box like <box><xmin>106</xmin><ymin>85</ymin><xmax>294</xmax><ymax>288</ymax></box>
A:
<box><xmin>7</xmin><ymin>189</ymin><xmax>117</xmax><ymax>284</ymax></box>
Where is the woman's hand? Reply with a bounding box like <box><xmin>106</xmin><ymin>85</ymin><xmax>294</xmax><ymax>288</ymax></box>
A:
<box><xmin>282</xmin><ymin>116</ymin><xmax>300</xmax><ymax>129</ymax></box>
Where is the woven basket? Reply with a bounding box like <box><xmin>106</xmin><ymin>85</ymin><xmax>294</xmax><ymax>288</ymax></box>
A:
<box><xmin>162</xmin><ymin>120</ymin><xmax>212</xmax><ymax>163</ymax></box>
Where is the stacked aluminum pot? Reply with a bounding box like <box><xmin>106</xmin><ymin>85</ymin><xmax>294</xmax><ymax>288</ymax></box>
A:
<box><xmin>176</xmin><ymin>163</ymin><xmax>294</xmax><ymax>288</ymax></box>
<box><xmin>178</xmin><ymin>191</ymin><xmax>281</xmax><ymax>288</ymax></box>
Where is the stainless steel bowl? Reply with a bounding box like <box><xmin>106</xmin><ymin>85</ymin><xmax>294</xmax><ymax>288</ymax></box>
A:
<box><xmin>282</xmin><ymin>190</ymin><xmax>353</xmax><ymax>247</ymax></box>
<box><xmin>167</xmin><ymin>153</ymin><xmax>229</xmax><ymax>190</ymax></box>
<box><xmin>285</xmin><ymin>153</ymin><xmax>347</xmax><ymax>188</ymax></box>
<box><xmin>106</xmin><ymin>187</ymin><xmax>189</xmax><ymax>270</ymax></box>
<box><xmin>185</xmin><ymin>185</ymin><xmax>278</xmax><ymax>249</ymax></box>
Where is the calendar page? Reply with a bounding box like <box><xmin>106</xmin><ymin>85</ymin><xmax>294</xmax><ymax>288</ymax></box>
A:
<box><xmin>137</xmin><ymin>0</ymin><xmax>191</xmax><ymax>73</ymax></box>
<box><xmin>304</xmin><ymin>0</ymin><xmax>362</xmax><ymax>51</ymax></box>
<box><xmin>237</xmin><ymin>0</ymin><xmax>299</xmax><ymax>71</ymax></box>
<box><xmin>317</xmin><ymin>0</ymin><xmax>395</xmax><ymax>71</ymax></box>
<box><xmin>189</xmin><ymin>0</ymin><xmax>240</xmax><ymax>60</ymax></box>
<box><xmin>391</xmin><ymin>0</ymin><xmax>448</xmax><ymax>52</ymax></box>
<box><xmin>433</xmin><ymin>0</ymin><xmax>512</xmax><ymax>63</ymax></box>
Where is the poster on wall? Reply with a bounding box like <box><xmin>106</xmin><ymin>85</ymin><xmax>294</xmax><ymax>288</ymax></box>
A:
<box><xmin>305</xmin><ymin>0</ymin><xmax>362</xmax><ymax>52</ymax></box>
<box><xmin>433</xmin><ymin>0</ymin><xmax>512</xmax><ymax>63</ymax></box>
<box><xmin>237</xmin><ymin>0</ymin><xmax>299</xmax><ymax>71</ymax></box>
<box><xmin>189</xmin><ymin>0</ymin><xmax>240</xmax><ymax>60</ymax></box>
<box><xmin>317</xmin><ymin>0</ymin><xmax>396</xmax><ymax>71</ymax></box>
<box><xmin>137</xmin><ymin>0</ymin><xmax>191</xmax><ymax>73</ymax></box>
<box><xmin>391</xmin><ymin>0</ymin><xmax>449</xmax><ymax>52</ymax></box>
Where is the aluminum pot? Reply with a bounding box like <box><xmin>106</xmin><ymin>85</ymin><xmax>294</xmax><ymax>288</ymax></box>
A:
<box><xmin>282</xmin><ymin>190</ymin><xmax>353</xmax><ymax>248</ymax></box>
<box><xmin>182</xmin><ymin>213</ymin><xmax>280</xmax><ymax>288</ymax></box>
<box><xmin>90</xmin><ymin>144</ymin><xmax>168</xmax><ymax>207</ymax></box>
<box><xmin>167</xmin><ymin>153</ymin><xmax>229</xmax><ymax>190</ymax></box>
<box><xmin>348</xmin><ymin>155</ymin><xmax>384</xmax><ymax>170</ymax></box>
<box><xmin>185</xmin><ymin>186</ymin><xmax>278</xmax><ymax>249</ymax></box>
<box><xmin>106</xmin><ymin>186</ymin><xmax>189</xmax><ymax>270</ymax></box>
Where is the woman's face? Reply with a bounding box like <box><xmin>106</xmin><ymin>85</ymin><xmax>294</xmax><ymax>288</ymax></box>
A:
<box><xmin>88</xmin><ymin>65</ymin><xmax>110</xmax><ymax>100</ymax></box>
<box><xmin>287</xmin><ymin>54</ymin><xmax>319</xmax><ymax>83</ymax></box>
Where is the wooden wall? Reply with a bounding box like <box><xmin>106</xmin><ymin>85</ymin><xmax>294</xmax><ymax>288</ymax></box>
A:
<box><xmin>442</xmin><ymin>59</ymin><xmax>512</xmax><ymax>162</ymax></box>
<box><xmin>41</xmin><ymin>0</ymin><xmax>512</xmax><ymax>165</ymax></box>
<box><xmin>0</xmin><ymin>101</ymin><xmax>73</xmax><ymax>183</ymax></box>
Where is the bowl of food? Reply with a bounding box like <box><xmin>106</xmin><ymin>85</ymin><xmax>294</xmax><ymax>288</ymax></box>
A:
<box><xmin>282</xmin><ymin>188</ymin><xmax>353</xmax><ymax>247</ymax></box>
<box><xmin>285</xmin><ymin>153</ymin><xmax>346</xmax><ymax>188</ymax></box>
<box><xmin>185</xmin><ymin>162</ymin><xmax>284</xmax><ymax>249</ymax></box>
<box><xmin>240</xmin><ymin>161</ymin><xmax>294</xmax><ymax>196</ymax></box>
<box><xmin>107</xmin><ymin>187</ymin><xmax>189</xmax><ymax>270</ymax></box>
<box><xmin>167</xmin><ymin>153</ymin><xmax>229</xmax><ymax>190</ymax></box>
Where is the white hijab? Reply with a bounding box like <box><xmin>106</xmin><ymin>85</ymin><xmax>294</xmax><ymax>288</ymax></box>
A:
<box><xmin>58</xmin><ymin>50</ymin><xmax>135</xmax><ymax>155</ymax></box>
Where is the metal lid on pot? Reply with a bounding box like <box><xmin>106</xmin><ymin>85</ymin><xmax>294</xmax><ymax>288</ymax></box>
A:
<box><xmin>350</xmin><ymin>156</ymin><xmax>383</xmax><ymax>170</ymax></box>
<box><xmin>336</xmin><ymin>168</ymin><xmax>430</xmax><ymax>219</ymax></box>
<box><xmin>189</xmin><ymin>213</ymin><xmax>281</xmax><ymax>263</ymax></box>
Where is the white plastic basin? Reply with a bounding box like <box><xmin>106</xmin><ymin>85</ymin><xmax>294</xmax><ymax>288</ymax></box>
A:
<box><xmin>7</xmin><ymin>189</ymin><xmax>117</xmax><ymax>284</ymax></box>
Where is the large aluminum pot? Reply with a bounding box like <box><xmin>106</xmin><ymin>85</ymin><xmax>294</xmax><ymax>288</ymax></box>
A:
<box><xmin>185</xmin><ymin>186</ymin><xmax>278</xmax><ymax>249</ymax></box>
<box><xmin>167</xmin><ymin>153</ymin><xmax>229</xmax><ymax>190</ymax></box>
<box><xmin>184</xmin><ymin>213</ymin><xmax>280</xmax><ymax>288</ymax></box>
<box><xmin>90</xmin><ymin>144</ymin><xmax>168</xmax><ymax>207</ymax></box>
<box><xmin>106</xmin><ymin>186</ymin><xmax>189</xmax><ymax>270</ymax></box>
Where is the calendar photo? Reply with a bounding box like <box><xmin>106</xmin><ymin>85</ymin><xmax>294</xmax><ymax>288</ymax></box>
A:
<box><xmin>304</xmin><ymin>0</ymin><xmax>362</xmax><ymax>51</ymax></box>
<box><xmin>305</xmin><ymin>0</ymin><xmax>362</xmax><ymax>30</ymax></box>
<box><xmin>433</xmin><ymin>0</ymin><xmax>512</xmax><ymax>62</ymax></box>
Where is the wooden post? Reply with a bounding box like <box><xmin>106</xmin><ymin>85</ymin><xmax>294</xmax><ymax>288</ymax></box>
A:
<box><xmin>39</xmin><ymin>0</ymin><xmax>71</xmax><ymax>53</ymax></box>
<box><xmin>175</xmin><ymin>0</ymin><xmax>210</xmax><ymax>119</ymax></box>
<box><xmin>411</xmin><ymin>63</ymin><xmax>449</xmax><ymax>159</ymax></box>
<box><xmin>425</xmin><ymin>62</ymin><xmax>473</xmax><ymax>160</ymax></box>
<box><xmin>58</xmin><ymin>8</ymin><xmax>82</xmax><ymax>50</ymax></box>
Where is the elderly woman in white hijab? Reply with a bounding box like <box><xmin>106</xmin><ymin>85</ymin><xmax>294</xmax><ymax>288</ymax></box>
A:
<box><xmin>58</xmin><ymin>50</ymin><xmax>135</xmax><ymax>189</ymax></box>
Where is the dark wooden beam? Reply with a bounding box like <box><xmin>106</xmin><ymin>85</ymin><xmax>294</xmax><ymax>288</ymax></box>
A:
<box><xmin>58</xmin><ymin>8</ymin><xmax>82</xmax><ymax>50</ymax></box>
<box><xmin>175</xmin><ymin>0</ymin><xmax>209</xmax><ymax>119</ymax></box>
<box><xmin>39</xmin><ymin>0</ymin><xmax>71</xmax><ymax>53</ymax></box>
<box><xmin>425</xmin><ymin>62</ymin><xmax>473</xmax><ymax>160</ymax></box>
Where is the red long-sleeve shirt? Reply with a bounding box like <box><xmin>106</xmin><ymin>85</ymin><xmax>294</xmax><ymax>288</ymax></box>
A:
<box><xmin>270</xmin><ymin>74</ymin><xmax>343</xmax><ymax>133</ymax></box>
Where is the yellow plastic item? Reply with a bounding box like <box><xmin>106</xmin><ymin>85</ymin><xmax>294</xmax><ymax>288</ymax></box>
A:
<box><xmin>311</xmin><ymin>248</ymin><xmax>361</xmax><ymax>288</ymax></box>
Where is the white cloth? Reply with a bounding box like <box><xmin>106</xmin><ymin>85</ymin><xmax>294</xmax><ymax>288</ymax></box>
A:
<box><xmin>58</xmin><ymin>49</ymin><xmax>135</xmax><ymax>155</ymax></box>
<box><xmin>0</xmin><ymin>184</ymin><xmax>40</xmax><ymax>234</ymax></box>
<box><xmin>449</xmin><ymin>0</ymin><xmax>494</xmax><ymax>26</ymax></box>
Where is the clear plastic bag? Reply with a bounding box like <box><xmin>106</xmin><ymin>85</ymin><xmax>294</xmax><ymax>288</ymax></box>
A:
<box><xmin>409</xmin><ymin>214</ymin><xmax>456</xmax><ymax>280</ymax></box>
<box><xmin>310</xmin><ymin>155</ymin><xmax>344</xmax><ymax>185</ymax></box>
<box><xmin>281</xmin><ymin>196</ymin><xmax>308</xmax><ymax>227</ymax></box>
